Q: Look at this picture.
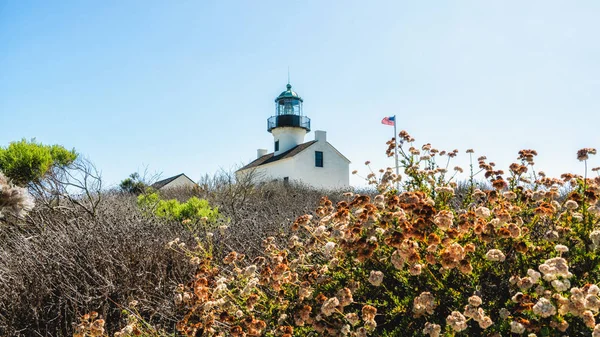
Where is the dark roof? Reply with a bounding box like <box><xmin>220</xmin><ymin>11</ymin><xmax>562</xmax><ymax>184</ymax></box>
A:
<box><xmin>151</xmin><ymin>173</ymin><xmax>195</xmax><ymax>190</ymax></box>
<box><xmin>237</xmin><ymin>141</ymin><xmax>317</xmax><ymax>172</ymax></box>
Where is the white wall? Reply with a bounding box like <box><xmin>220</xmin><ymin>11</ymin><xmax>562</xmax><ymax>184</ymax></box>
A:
<box><xmin>272</xmin><ymin>127</ymin><xmax>307</xmax><ymax>155</ymax></box>
<box><xmin>237</xmin><ymin>158</ymin><xmax>295</xmax><ymax>183</ymax></box>
<box><xmin>237</xmin><ymin>142</ymin><xmax>350</xmax><ymax>190</ymax></box>
<box><xmin>254</xmin><ymin>158</ymin><xmax>295</xmax><ymax>181</ymax></box>
<box><xmin>292</xmin><ymin>142</ymin><xmax>350</xmax><ymax>189</ymax></box>
<box><xmin>162</xmin><ymin>175</ymin><xmax>196</xmax><ymax>189</ymax></box>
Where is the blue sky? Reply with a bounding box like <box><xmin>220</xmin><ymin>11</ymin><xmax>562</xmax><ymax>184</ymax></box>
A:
<box><xmin>1</xmin><ymin>1</ymin><xmax>599</xmax><ymax>187</ymax></box>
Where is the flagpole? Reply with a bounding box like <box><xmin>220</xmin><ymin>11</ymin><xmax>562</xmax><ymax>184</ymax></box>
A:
<box><xmin>393</xmin><ymin>115</ymin><xmax>400</xmax><ymax>192</ymax></box>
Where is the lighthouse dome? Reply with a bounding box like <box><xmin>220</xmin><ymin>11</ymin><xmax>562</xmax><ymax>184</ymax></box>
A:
<box><xmin>275</xmin><ymin>83</ymin><xmax>303</xmax><ymax>102</ymax></box>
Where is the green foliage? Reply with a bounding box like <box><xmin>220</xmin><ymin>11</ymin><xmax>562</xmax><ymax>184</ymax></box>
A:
<box><xmin>0</xmin><ymin>139</ymin><xmax>77</xmax><ymax>186</ymax></box>
<box><xmin>137</xmin><ymin>192</ymin><xmax>220</xmax><ymax>231</ymax></box>
<box><xmin>178</xmin><ymin>197</ymin><xmax>218</xmax><ymax>221</ymax></box>
<box><xmin>119</xmin><ymin>173</ymin><xmax>148</xmax><ymax>194</ymax></box>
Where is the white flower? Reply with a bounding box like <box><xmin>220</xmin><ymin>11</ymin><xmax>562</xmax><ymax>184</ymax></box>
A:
<box><xmin>565</xmin><ymin>200</ymin><xmax>579</xmax><ymax>210</ymax></box>
<box><xmin>413</xmin><ymin>292</ymin><xmax>437</xmax><ymax>316</ymax></box>
<box><xmin>324</xmin><ymin>241</ymin><xmax>336</xmax><ymax>255</ymax></box>
<box><xmin>314</xmin><ymin>225</ymin><xmax>327</xmax><ymax>236</ymax></box>
<box><xmin>586</xmin><ymin>294</ymin><xmax>600</xmax><ymax>312</ymax></box>
<box><xmin>485</xmin><ymin>249</ymin><xmax>506</xmax><ymax>262</ymax></box>
<box><xmin>391</xmin><ymin>250</ymin><xmax>405</xmax><ymax>270</ymax></box>
<box><xmin>554</xmin><ymin>244</ymin><xmax>569</xmax><ymax>253</ymax></box>
<box><xmin>584</xmin><ymin>310</ymin><xmax>596</xmax><ymax>328</ymax></box>
<box><xmin>591</xmin><ymin>230</ymin><xmax>600</xmax><ymax>248</ymax></box>
<box><xmin>321</xmin><ymin>297</ymin><xmax>340</xmax><ymax>316</ymax></box>
<box><xmin>475</xmin><ymin>206</ymin><xmax>491</xmax><ymax>218</ymax></box>
<box><xmin>409</xmin><ymin>263</ymin><xmax>423</xmax><ymax>275</ymax></box>
<box><xmin>435</xmin><ymin>186</ymin><xmax>454</xmax><ymax>195</ymax></box>
<box><xmin>422</xmin><ymin>322</ymin><xmax>441</xmax><ymax>337</ymax></box>
<box><xmin>512</xmin><ymin>292</ymin><xmax>524</xmax><ymax>303</ymax></box>
<box><xmin>478</xmin><ymin>316</ymin><xmax>493</xmax><ymax>329</ymax></box>
<box><xmin>532</xmin><ymin>297</ymin><xmax>556</xmax><ymax>318</ymax></box>
<box><xmin>551</xmin><ymin>279</ymin><xmax>569</xmax><ymax>292</ymax></box>
<box><xmin>468</xmin><ymin>295</ymin><xmax>482</xmax><ymax>307</ymax></box>
<box><xmin>446</xmin><ymin>311</ymin><xmax>467</xmax><ymax>332</ymax></box>
<box><xmin>510</xmin><ymin>321</ymin><xmax>526</xmax><ymax>334</ymax></box>
<box><xmin>368</xmin><ymin>270</ymin><xmax>384</xmax><ymax>286</ymax></box>
<box><xmin>527</xmin><ymin>269</ymin><xmax>541</xmax><ymax>283</ymax></box>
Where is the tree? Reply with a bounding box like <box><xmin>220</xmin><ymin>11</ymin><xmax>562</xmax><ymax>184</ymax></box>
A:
<box><xmin>0</xmin><ymin>139</ymin><xmax>77</xmax><ymax>186</ymax></box>
<box><xmin>119</xmin><ymin>172</ymin><xmax>148</xmax><ymax>194</ymax></box>
<box><xmin>0</xmin><ymin>139</ymin><xmax>104</xmax><ymax>217</ymax></box>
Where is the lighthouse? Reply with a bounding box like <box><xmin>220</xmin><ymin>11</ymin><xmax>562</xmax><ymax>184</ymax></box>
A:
<box><xmin>237</xmin><ymin>83</ymin><xmax>350</xmax><ymax>189</ymax></box>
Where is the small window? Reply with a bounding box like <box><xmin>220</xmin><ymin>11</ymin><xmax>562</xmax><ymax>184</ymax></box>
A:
<box><xmin>275</xmin><ymin>140</ymin><xmax>279</xmax><ymax>151</ymax></box>
<box><xmin>315</xmin><ymin>151</ymin><xmax>323</xmax><ymax>167</ymax></box>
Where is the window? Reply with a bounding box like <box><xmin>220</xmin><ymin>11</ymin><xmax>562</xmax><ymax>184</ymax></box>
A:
<box><xmin>275</xmin><ymin>140</ymin><xmax>279</xmax><ymax>151</ymax></box>
<box><xmin>315</xmin><ymin>151</ymin><xmax>323</xmax><ymax>167</ymax></box>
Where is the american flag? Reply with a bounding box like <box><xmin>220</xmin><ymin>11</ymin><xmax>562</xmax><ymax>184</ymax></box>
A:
<box><xmin>381</xmin><ymin>116</ymin><xmax>395</xmax><ymax>126</ymax></box>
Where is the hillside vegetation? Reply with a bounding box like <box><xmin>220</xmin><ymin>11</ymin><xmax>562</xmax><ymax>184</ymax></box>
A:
<box><xmin>2</xmin><ymin>133</ymin><xmax>600</xmax><ymax>337</ymax></box>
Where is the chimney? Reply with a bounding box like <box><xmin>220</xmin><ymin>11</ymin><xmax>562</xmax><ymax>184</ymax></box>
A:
<box><xmin>257</xmin><ymin>149</ymin><xmax>268</xmax><ymax>158</ymax></box>
<box><xmin>315</xmin><ymin>130</ymin><xmax>327</xmax><ymax>142</ymax></box>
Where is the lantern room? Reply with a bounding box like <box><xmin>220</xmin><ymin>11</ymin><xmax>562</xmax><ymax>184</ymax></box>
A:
<box><xmin>276</xmin><ymin>83</ymin><xmax>303</xmax><ymax>115</ymax></box>
<box><xmin>267</xmin><ymin>83</ymin><xmax>311</xmax><ymax>133</ymax></box>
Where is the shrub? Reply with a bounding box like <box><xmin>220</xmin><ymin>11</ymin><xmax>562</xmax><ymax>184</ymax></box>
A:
<box><xmin>193</xmin><ymin>171</ymin><xmax>354</xmax><ymax>258</ymax></box>
<box><xmin>0</xmin><ymin>176</ymin><xmax>334</xmax><ymax>336</ymax></box>
<box><xmin>171</xmin><ymin>131</ymin><xmax>600</xmax><ymax>336</ymax></box>
<box><xmin>0</xmin><ymin>139</ymin><xmax>76</xmax><ymax>186</ymax></box>
<box><xmin>0</xmin><ymin>193</ymin><xmax>197</xmax><ymax>336</ymax></box>
<box><xmin>137</xmin><ymin>192</ymin><xmax>221</xmax><ymax>232</ymax></box>
<box><xmin>119</xmin><ymin>172</ymin><xmax>148</xmax><ymax>195</ymax></box>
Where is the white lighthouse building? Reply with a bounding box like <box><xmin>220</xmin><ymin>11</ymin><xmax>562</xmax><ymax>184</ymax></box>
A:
<box><xmin>236</xmin><ymin>83</ymin><xmax>350</xmax><ymax>189</ymax></box>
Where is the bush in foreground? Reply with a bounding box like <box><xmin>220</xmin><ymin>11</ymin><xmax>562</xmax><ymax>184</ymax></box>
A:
<box><xmin>0</xmin><ymin>173</ymin><xmax>336</xmax><ymax>336</ymax></box>
<box><xmin>170</xmin><ymin>131</ymin><xmax>600</xmax><ymax>336</ymax></box>
<box><xmin>0</xmin><ymin>193</ymin><xmax>197</xmax><ymax>336</ymax></box>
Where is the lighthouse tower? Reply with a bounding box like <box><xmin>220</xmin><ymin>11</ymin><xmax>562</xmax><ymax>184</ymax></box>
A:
<box><xmin>267</xmin><ymin>83</ymin><xmax>311</xmax><ymax>155</ymax></box>
<box><xmin>236</xmin><ymin>82</ymin><xmax>350</xmax><ymax>189</ymax></box>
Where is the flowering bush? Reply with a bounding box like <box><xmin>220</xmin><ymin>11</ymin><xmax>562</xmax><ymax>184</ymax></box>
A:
<box><xmin>171</xmin><ymin>131</ymin><xmax>600</xmax><ymax>336</ymax></box>
<box><xmin>73</xmin><ymin>301</ymin><xmax>162</xmax><ymax>337</ymax></box>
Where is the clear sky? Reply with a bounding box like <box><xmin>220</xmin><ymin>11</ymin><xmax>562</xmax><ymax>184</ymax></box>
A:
<box><xmin>1</xmin><ymin>1</ymin><xmax>599</xmax><ymax>188</ymax></box>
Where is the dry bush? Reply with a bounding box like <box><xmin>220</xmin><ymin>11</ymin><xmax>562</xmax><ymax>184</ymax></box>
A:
<box><xmin>143</xmin><ymin>177</ymin><xmax>352</xmax><ymax>259</ymax></box>
<box><xmin>194</xmin><ymin>172</ymin><xmax>357</xmax><ymax>258</ymax></box>
<box><xmin>0</xmin><ymin>172</ymin><xmax>346</xmax><ymax>336</ymax></box>
<box><xmin>0</xmin><ymin>193</ymin><xmax>196</xmax><ymax>336</ymax></box>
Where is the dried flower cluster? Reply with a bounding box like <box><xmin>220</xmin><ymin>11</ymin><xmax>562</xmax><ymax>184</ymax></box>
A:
<box><xmin>73</xmin><ymin>312</ymin><xmax>106</xmax><ymax>337</ymax></box>
<box><xmin>161</xmin><ymin>132</ymin><xmax>600</xmax><ymax>336</ymax></box>
<box><xmin>0</xmin><ymin>171</ymin><xmax>34</xmax><ymax>218</ymax></box>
